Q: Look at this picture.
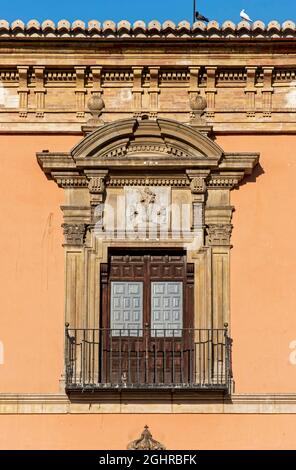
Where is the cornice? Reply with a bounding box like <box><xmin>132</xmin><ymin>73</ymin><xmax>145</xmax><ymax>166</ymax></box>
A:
<box><xmin>0</xmin><ymin>19</ymin><xmax>296</xmax><ymax>40</ymax></box>
<box><xmin>1</xmin><ymin>393</ymin><xmax>296</xmax><ymax>414</ymax></box>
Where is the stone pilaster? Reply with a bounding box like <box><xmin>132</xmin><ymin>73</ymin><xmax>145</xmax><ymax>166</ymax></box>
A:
<box><xmin>91</xmin><ymin>66</ymin><xmax>103</xmax><ymax>96</ymax></box>
<box><xmin>17</xmin><ymin>66</ymin><xmax>29</xmax><ymax>118</ymax></box>
<box><xmin>205</xmin><ymin>67</ymin><xmax>217</xmax><ymax>119</ymax></box>
<box><xmin>34</xmin><ymin>67</ymin><xmax>46</xmax><ymax>118</ymax></box>
<box><xmin>187</xmin><ymin>170</ymin><xmax>209</xmax><ymax>232</ymax></box>
<box><xmin>132</xmin><ymin>67</ymin><xmax>143</xmax><ymax>118</ymax></box>
<box><xmin>148</xmin><ymin>67</ymin><xmax>160</xmax><ymax>119</ymax></box>
<box><xmin>188</xmin><ymin>67</ymin><xmax>201</xmax><ymax>109</ymax></box>
<box><xmin>245</xmin><ymin>66</ymin><xmax>257</xmax><ymax>118</ymax></box>
<box><xmin>75</xmin><ymin>67</ymin><xmax>86</xmax><ymax>118</ymax></box>
<box><xmin>262</xmin><ymin>66</ymin><xmax>274</xmax><ymax>118</ymax></box>
<box><xmin>205</xmin><ymin>184</ymin><xmax>234</xmax><ymax>329</ymax></box>
<box><xmin>88</xmin><ymin>174</ymin><xmax>107</xmax><ymax>231</ymax></box>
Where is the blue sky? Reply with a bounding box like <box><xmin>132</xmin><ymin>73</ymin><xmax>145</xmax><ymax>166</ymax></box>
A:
<box><xmin>0</xmin><ymin>1</ymin><xmax>295</xmax><ymax>24</ymax></box>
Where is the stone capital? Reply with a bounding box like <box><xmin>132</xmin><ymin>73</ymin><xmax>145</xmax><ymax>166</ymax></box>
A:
<box><xmin>206</xmin><ymin>223</ymin><xmax>233</xmax><ymax>247</ymax></box>
<box><xmin>62</xmin><ymin>223</ymin><xmax>87</xmax><ymax>246</ymax></box>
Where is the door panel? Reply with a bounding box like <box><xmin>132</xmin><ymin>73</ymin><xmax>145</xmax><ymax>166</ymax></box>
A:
<box><xmin>110</xmin><ymin>281</ymin><xmax>143</xmax><ymax>336</ymax></box>
<box><xmin>151</xmin><ymin>282</ymin><xmax>183</xmax><ymax>337</ymax></box>
<box><xmin>101</xmin><ymin>251</ymin><xmax>194</xmax><ymax>385</ymax></box>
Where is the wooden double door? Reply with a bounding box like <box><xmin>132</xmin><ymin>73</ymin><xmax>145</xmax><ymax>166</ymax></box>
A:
<box><xmin>100</xmin><ymin>250</ymin><xmax>194</xmax><ymax>386</ymax></box>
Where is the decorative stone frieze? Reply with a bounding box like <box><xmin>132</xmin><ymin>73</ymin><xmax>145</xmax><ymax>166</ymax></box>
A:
<box><xmin>208</xmin><ymin>176</ymin><xmax>241</xmax><ymax>190</ymax></box>
<box><xmin>107</xmin><ymin>178</ymin><xmax>190</xmax><ymax>187</ymax></box>
<box><xmin>54</xmin><ymin>176</ymin><xmax>88</xmax><ymax>189</ymax></box>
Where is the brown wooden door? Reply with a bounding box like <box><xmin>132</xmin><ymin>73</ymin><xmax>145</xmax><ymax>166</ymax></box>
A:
<box><xmin>100</xmin><ymin>250</ymin><xmax>194</xmax><ymax>386</ymax></box>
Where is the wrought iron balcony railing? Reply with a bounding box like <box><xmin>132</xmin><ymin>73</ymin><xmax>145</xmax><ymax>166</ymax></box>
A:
<box><xmin>65</xmin><ymin>326</ymin><xmax>233</xmax><ymax>393</ymax></box>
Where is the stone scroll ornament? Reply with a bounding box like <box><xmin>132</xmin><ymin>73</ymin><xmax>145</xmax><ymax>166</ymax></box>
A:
<box><xmin>127</xmin><ymin>425</ymin><xmax>166</xmax><ymax>450</ymax></box>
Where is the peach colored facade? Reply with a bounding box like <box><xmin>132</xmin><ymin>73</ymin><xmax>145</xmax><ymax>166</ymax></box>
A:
<box><xmin>1</xmin><ymin>19</ymin><xmax>296</xmax><ymax>449</ymax></box>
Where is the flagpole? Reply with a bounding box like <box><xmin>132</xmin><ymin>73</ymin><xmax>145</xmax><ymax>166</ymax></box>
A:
<box><xmin>193</xmin><ymin>0</ymin><xmax>196</xmax><ymax>23</ymax></box>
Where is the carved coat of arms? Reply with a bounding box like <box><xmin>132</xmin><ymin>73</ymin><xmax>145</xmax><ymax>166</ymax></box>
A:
<box><xmin>125</xmin><ymin>186</ymin><xmax>170</xmax><ymax>232</ymax></box>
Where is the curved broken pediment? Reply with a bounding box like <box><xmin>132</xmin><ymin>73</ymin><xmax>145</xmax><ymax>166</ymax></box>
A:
<box><xmin>37</xmin><ymin>117</ymin><xmax>258</xmax><ymax>184</ymax></box>
<box><xmin>71</xmin><ymin>118</ymin><xmax>223</xmax><ymax>166</ymax></box>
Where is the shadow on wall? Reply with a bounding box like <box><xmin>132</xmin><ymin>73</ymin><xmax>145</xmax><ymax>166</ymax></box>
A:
<box><xmin>236</xmin><ymin>162</ymin><xmax>265</xmax><ymax>189</ymax></box>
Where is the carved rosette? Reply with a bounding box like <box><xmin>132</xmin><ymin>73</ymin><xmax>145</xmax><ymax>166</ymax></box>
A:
<box><xmin>206</xmin><ymin>224</ymin><xmax>233</xmax><ymax>246</ymax></box>
<box><xmin>62</xmin><ymin>223</ymin><xmax>87</xmax><ymax>246</ymax></box>
<box><xmin>127</xmin><ymin>426</ymin><xmax>166</xmax><ymax>451</ymax></box>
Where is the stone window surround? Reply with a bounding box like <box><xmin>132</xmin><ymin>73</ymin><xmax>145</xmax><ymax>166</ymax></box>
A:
<box><xmin>37</xmin><ymin>117</ymin><xmax>259</xmax><ymax>359</ymax></box>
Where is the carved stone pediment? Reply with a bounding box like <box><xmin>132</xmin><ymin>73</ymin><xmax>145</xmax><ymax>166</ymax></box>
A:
<box><xmin>37</xmin><ymin>117</ymin><xmax>258</xmax><ymax>178</ymax></box>
<box><xmin>71</xmin><ymin>118</ymin><xmax>223</xmax><ymax>163</ymax></box>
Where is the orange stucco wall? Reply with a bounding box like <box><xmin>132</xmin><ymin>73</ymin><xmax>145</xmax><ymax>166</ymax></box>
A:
<box><xmin>0</xmin><ymin>134</ymin><xmax>296</xmax><ymax>394</ymax></box>
<box><xmin>0</xmin><ymin>135</ymin><xmax>78</xmax><ymax>393</ymax></box>
<box><xmin>218</xmin><ymin>135</ymin><xmax>296</xmax><ymax>394</ymax></box>
<box><xmin>1</xmin><ymin>134</ymin><xmax>296</xmax><ymax>450</ymax></box>
<box><xmin>0</xmin><ymin>414</ymin><xmax>296</xmax><ymax>450</ymax></box>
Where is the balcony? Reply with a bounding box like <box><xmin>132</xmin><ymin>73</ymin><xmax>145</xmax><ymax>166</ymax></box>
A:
<box><xmin>65</xmin><ymin>326</ymin><xmax>233</xmax><ymax>394</ymax></box>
